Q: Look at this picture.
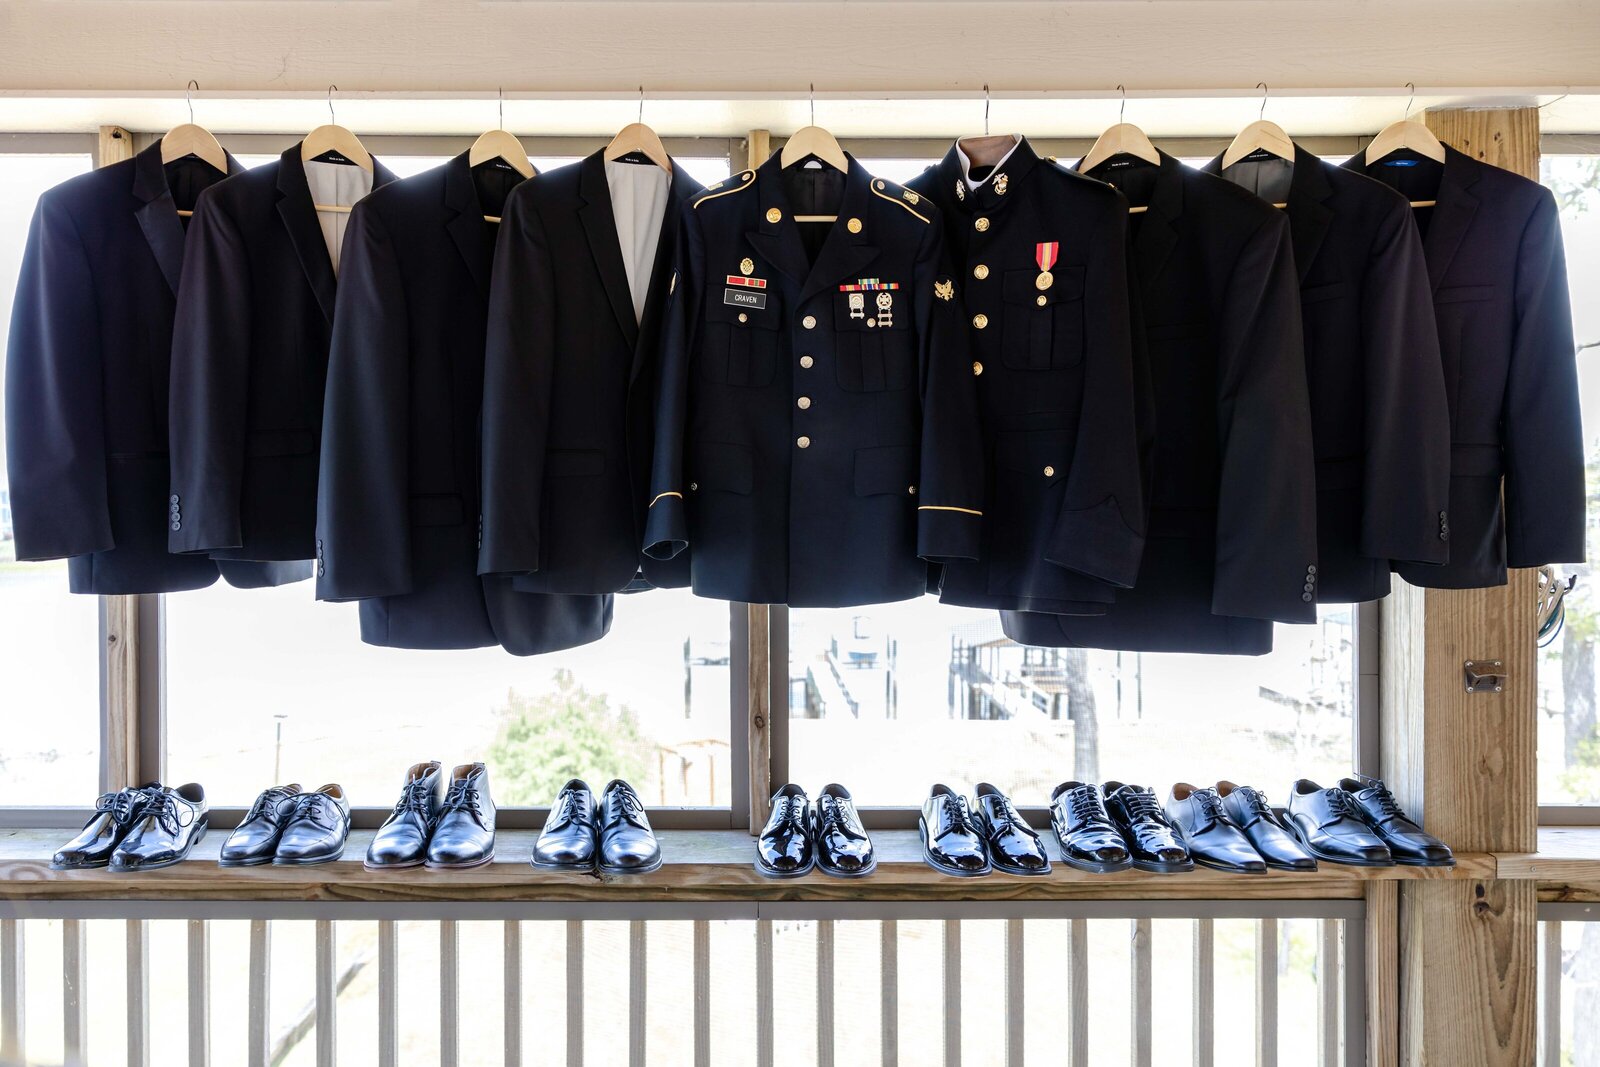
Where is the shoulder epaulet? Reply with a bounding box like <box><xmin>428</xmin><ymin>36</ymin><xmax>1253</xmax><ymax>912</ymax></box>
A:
<box><xmin>868</xmin><ymin>177</ymin><xmax>932</xmax><ymax>224</ymax></box>
<box><xmin>692</xmin><ymin>169</ymin><xmax>756</xmax><ymax>209</ymax></box>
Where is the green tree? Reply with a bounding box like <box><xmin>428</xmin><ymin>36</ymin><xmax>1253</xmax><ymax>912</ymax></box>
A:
<box><xmin>487</xmin><ymin>670</ymin><xmax>656</xmax><ymax>805</ymax></box>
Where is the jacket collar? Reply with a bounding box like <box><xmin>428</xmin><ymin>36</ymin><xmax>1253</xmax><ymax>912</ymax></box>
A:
<box><xmin>132</xmin><ymin>137</ymin><xmax>245</xmax><ymax>295</ymax></box>
<box><xmin>1344</xmin><ymin>142</ymin><xmax>1480</xmax><ymax>293</ymax></box>
<box><xmin>1200</xmin><ymin>142</ymin><xmax>1335</xmax><ymax>283</ymax></box>
<box><xmin>276</xmin><ymin>142</ymin><xmax>398</xmax><ymax>323</ymax></box>
<box><xmin>1081</xmin><ymin>149</ymin><xmax>1184</xmax><ymax>289</ymax></box>
<box><xmin>939</xmin><ymin>134</ymin><xmax>1040</xmax><ymax>216</ymax></box>
<box><xmin>747</xmin><ymin>149</ymin><xmax>881</xmax><ymax>306</ymax></box>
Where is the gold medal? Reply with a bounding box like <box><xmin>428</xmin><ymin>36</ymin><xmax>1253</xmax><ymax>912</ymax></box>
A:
<box><xmin>1036</xmin><ymin>270</ymin><xmax>1053</xmax><ymax>290</ymax></box>
<box><xmin>740</xmin><ymin>257</ymin><xmax>754</xmax><ymax>275</ymax></box>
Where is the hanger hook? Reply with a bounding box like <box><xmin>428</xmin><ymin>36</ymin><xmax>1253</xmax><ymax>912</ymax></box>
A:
<box><xmin>638</xmin><ymin>85</ymin><xmax>645</xmax><ymax>126</ymax></box>
<box><xmin>983</xmin><ymin>84</ymin><xmax>991</xmax><ymax>136</ymax></box>
<box><xmin>186</xmin><ymin>79</ymin><xmax>198</xmax><ymax>125</ymax></box>
<box><xmin>1117</xmin><ymin>84</ymin><xmax>1128</xmax><ymax>124</ymax></box>
<box><xmin>1257</xmin><ymin>82</ymin><xmax>1269</xmax><ymax>122</ymax></box>
<box><xmin>498</xmin><ymin>87</ymin><xmax>505</xmax><ymax>131</ymax></box>
<box><xmin>809</xmin><ymin>83</ymin><xmax>815</xmax><ymax>128</ymax></box>
<box><xmin>1404</xmin><ymin>82</ymin><xmax>1416</xmax><ymax>121</ymax></box>
<box><xmin>327</xmin><ymin>84</ymin><xmax>337</xmax><ymax>126</ymax></box>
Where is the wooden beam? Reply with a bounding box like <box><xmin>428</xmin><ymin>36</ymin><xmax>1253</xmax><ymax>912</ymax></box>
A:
<box><xmin>97</xmin><ymin>125</ymin><xmax>133</xmax><ymax>166</ymax></box>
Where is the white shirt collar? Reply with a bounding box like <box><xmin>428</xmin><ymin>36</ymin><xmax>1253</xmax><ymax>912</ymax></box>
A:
<box><xmin>955</xmin><ymin>135</ymin><xmax>1023</xmax><ymax>193</ymax></box>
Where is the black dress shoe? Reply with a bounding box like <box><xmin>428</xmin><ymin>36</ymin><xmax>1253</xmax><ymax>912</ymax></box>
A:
<box><xmin>1216</xmin><ymin>781</ymin><xmax>1316</xmax><ymax>872</ymax></box>
<box><xmin>1337</xmin><ymin>776</ymin><xmax>1454</xmax><ymax>867</ymax></box>
<box><xmin>973</xmin><ymin>783</ymin><xmax>1050</xmax><ymax>876</ymax></box>
<box><xmin>366</xmin><ymin>762</ymin><xmax>443</xmax><ymax>871</ymax></box>
<box><xmin>756</xmin><ymin>784</ymin><xmax>814</xmax><ymax>878</ymax></box>
<box><xmin>427</xmin><ymin>763</ymin><xmax>496</xmax><ymax>869</ymax></box>
<box><xmin>1101</xmin><ymin>782</ymin><xmax>1193</xmax><ymax>873</ymax></box>
<box><xmin>597</xmin><ymin>779</ymin><xmax>661</xmax><ymax>875</ymax></box>
<box><xmin>919</xmin><ymin>784</ymin><xmax>992</xmax><ymax>877</ymax></box>
<box><xmin>533</xmin><ymin>779</ymin><xmax>598</xmax><ymax>871</ymax></box>
<box><xmin>814</xmin><ymin>783</ymin><xmax>875</xmax><ymax>878</ymax></box>
<box><xmin>1164</xmin><ymin>783</ymin><xmax>1266</xmax><ymax>874</ymax></box>
<box><xmin>109</xmin><ymin>783</ymin><xmax>208</xmax><ymax>872</ymax></box>
<box><xmin>53</xmin><ymin>784</ymin><xmax>160</xmax><ymax>870</ymax></box>
<box><xmin>1049</xmin><ymin>781</ymin><xmax>1133</xmax><ymax>873</ymax></box>
<box><xmin>273</xmin><ymin>785</ymin><xmax>350</xmax><ymax>866</ymax></box>
<box><xmin>219</xmin><ymin>784</ymin><xmax>302</xmax><ymax>867</ymax></box>
<box><xmin>1285</xmin><ymin>779</ymin><xmax>1394</xmax><ymax>867</ymax></box>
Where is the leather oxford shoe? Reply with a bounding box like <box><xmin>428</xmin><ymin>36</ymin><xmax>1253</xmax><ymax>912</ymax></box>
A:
<box><xmin>1286</xmin><ymin>779</ymin><xmax>1394</xmax><ymax>867</ymax></box>
<box><xmin>1337</xmin><ymin>776</ymin><xmax>1454</xmax><ymax>867</ymax></box>
<box><xmin>366</xmin><ymin>762</ymin><xmax>443</xmax><ymax>870</ymax></box>
<box><xmin>109</xmin><ymin>783</ymin><xmax>208</xmax><ymax>872</ymax></box>
<box><xmin>1216</xmin><ymin>781</ymin><xmax>1316</xmax><ymax>872</ymax></box>
<box><xmin>220</xmin><ymin>784</ymin><xmax>302</xmax><ymax>867</ymax></box>
<box><xmin>1102</xmin><ymin>782</ymin><xmax>1193</xmax><ymax>873</ymax></box>
<box><xmin>756</xmin><ymin>784</ymin><xmax>814</xmax><ymax>878</ymax></box>
<box><xmin>973</xmin><ymin>782</ymin><xmax>1049</xmax><ymax>875</ymax></box>
<box><xmin>1049</xmin><ymin>781</ymin><xmax>1132</xmax><ymax>873</ymax></box>
<box><xmin>53</xmin><ymin>784</ymin><xmax>161</xmax><ymax>870</ymax></box>
<box><xmin>919</xmin><ymin>783</ymin><xmax>992</xmax><ymax>877</ymax></box>
<box><xmin>533</xmin><ymin>779</ymin><xmax>599</xmax><ymax>871</ymax></box>
<box><xmin>427</xmin><ymin>763</ymin><xmax>496</xmax><ymax>869</ymax></box>
<box><xmin>1165</xmin><ymin>783</ymin><xmax>1266</xmax><ymax>874</ymax></box>
<box><xmin>273</xmin><ymin>784</ymin><xmax>350</xmax><ymax>866</ymax></box>
<box><xmin>814</xmin><ymin>783</ymin><xmax>875</xmax><ymax>878</ymax></box>
<box><xmin>597</xmin><ymin>779</ymin><xmax>661</xmax><ymax>875</ymax></box>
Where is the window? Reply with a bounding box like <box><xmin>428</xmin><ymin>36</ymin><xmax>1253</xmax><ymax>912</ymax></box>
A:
<box><xmin>0</xmin><ymin>150</ymin><xmax>101</xmax><ymax>806</ymax></box>
<box><xmin>1536</xmin><ymin>152</ymin><xmax>1600</xmax><ymax>810</ymax></box>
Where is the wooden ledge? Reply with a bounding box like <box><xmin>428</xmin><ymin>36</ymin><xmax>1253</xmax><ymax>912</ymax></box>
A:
<box><xmin>1497</xmin><ymin>826</ymin><xmax>1600</xmax><ymax>882</ymax></box>
<box><xmin>0</xmin><ymin>829</ymin><xmax>1493</xmax><ymax>904</ymax></box>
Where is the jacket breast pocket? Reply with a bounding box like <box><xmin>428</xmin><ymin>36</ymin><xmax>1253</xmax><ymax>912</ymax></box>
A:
<box><xmin>833</xmin><ymin>290</ymin><xmax>914</xmax><ymax>392</ymax></box>
<box><xmin>1000</xmin><ymin>266</ymin><xmax>1084</xmax><ymax>371</ymax></box>
<box><xmin>699</xmin><ymin>301</ymin><xmax>779</xmax><ymax>387</ymax></box>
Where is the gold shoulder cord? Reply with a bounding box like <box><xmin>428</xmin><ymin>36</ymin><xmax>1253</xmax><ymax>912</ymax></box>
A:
<box><xmin>693</xmin><ymin>170</ymin><xmax>756</xmax><ymax>210</ymax></box>
<box><xmin>870</xmin><ymin>184</ymin><xmax>931</xmax><ymax>224</ymax></box>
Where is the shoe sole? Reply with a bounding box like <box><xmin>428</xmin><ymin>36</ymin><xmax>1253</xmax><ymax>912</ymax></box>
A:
<box><xmin>50</xmin><ymin>859</ymin><xmax>112</xmax><ymax>871</ymax></box>
<box><xmin>1263</xmin><ymin>859</ymin><xmax>1319</xmax><ymax>873</ymax></box>
<box><xmin>426</xmin><ymin>853</ymin><xmax>495</xmax><ymax>871</ymax></box>
<box><xmin>1291</xmin><ymin>825</ymin><xmax>1394</xmax><ymax>868</ymax></box>
<box><xmin>815</xmin><ymin>856</ymin><xmax>876</xmax><ymax>878</ymax></box>
<box><xmin>1393</xmin><ymin>854</ymin><xmax>1456</xmax><ymax>868</ymax></box>
<box><xmin>990</xmin><ymin>859</ymin><xmax>1052</xmax><ymax>876</ymax></box>
<box><xmin>1056</xmin><ymin>853</ymin><xmax>1135</xmax><ymax>875</ymax></box>
<box><xmin>1131</xmin><ymin>857</ymin><xmax>1196</xmax><ymax>874</ymax></box>
<box><xmin>598</xmin><ymin>854</ymin><xmax>664</xmax><ymax>876</ymax></box>
<box><xmin>364</xmin><ymin>858</ymin><xmax>427</xmax><ymax>872</ymax></box>
<box><xmin>530</xmin><ymin>857</ymin><xmax>599</xmax><ymax>873</ymax></box>
<box><xmin>754</xmin><ymin>856</ymin><xmax>816</xmax><ymax>879</ymax></box>
<box><xmin>1192</xmin><ymin>854</ymin><xmax>1267</xmax><ymax>875</ymax></box>
<box><xmin>108</xmin><ymin>824</ymin><xmax>207</xmax><ymax>873</ymax></box>
<box><xmin>917</xmin><ymin>823</ymin><xmax>992</xmax><ymax>878</ymax></box>
<box><xmin>272</xmin><ymin>849</ymin><xmax>346</xmax><ymax>867</ymax></box>
<box><xmin>218</xmin><ymin>854</ymin><xmax>277</xmax><ymax>868</ymax></box>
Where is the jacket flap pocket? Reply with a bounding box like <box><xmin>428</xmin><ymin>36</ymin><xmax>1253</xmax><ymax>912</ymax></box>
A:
<box><xmin>853</xmin><ymin>445</ymin><xmax>917</xmax><ymax>496</ymax></box>
<box><xmin>690</xmin><ymin>441</ymin><xmax>754</xmax><ymax>495</ymax></box>
<box><xmin>709</xmin><ymin>293</ymin><xmax>780</xmax><ymax>328</ymax></box>
<box><xmin>247</xmin><ymin>429</ymin><xmax>316</xmax><ymax>457</ymax></box>
<box><xmin>834</xmin><ymin>288</ymin><xmax>908</xmax><ymax>331</ymax></box>
<box><xmin>410</xmin><ymin>494</ymin><xmax>465</xmax><ymax>527</ymax></box>
<box><xmin>1003</xmin><ymin>266</ymin><xmax>1083</xmax><ymax>306</ymax></box>
<box><xmin>1300</xmin><ymin>281</ymin><xmax>1350</xmax><ymax>305</ymax></box>
<box><xmin>546</xmin><ymin>449</ymin><xmax>605</xmax><ymax>477</ymax></box>
<box><xmin>1436</xmin><ymin>284</ymin><xmax>1496</xmax><ymax>305</ymax></box>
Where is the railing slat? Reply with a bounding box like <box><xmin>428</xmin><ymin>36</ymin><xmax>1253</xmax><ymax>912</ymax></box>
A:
<box><xmin>1068</xmin><ymin>917</ymin><xmax>1088</xmax><ymax>1066</ymax></box>
<box><xmin>756</xmin><ymin>918</ymin><xmax>774</xmax><ymax>1067</ymax></box>
<box><xmin>248</xmin><ymin>919</ymin><xmax>270</xmax><ymax>1067</ymax></box>
<box><xmin>1005</xmin><ymin>918</ymin><xmax>1023</xmax><ymax>1067</ymax></box>
<box><xmin>816</xmin><ymin>919</ymin><xmax>835</xmax><ymax>1067</ymax></box>
<box><xmin>629</xmin><ymin>920</ymin><xmax>647</xmax><ymax>1067</ymax></box>
<box><xmin>504</xmin><ymin>921</ymin><xmax>522</xmax><ymax>1067</ymax></box>
<box><xmin>881</xmin><ymin>920</ymin><xmax>899</xmax><ymax>1067</ymax></box>
<box><xmin>440</xmin><ymin>919</ymin><xmax>459</xmax><ymax>1067</ymax></box>
<box><xmin>566</xmin><ymin>920</ymin><xmax>583</xmax><ymax>1067</ymax></box>
<box><xmin>188</xmin><ymin>918</ymin><xmax>210</xmax><ymax>1067</ymax></box>
<box><xmin>1257</xmin><ymin>917</ymin><xmax>1279</xmax><ymax>1067</ymax></box>
<box><xmin>693</xmin><ymin>920</ymin><xmax>711</xmax><ymax>1067</ymax></box>
<box><xmin>316</xmin><ymin>919</ymin><xmax>337</xmax><ymax>1067</ymax></box>
<box><xmin>1195</xmin><ymin>918</ymin><xmax>1215</xmax><ymax>1067</ymax></box>
<box><xmin>64</xmin><ymin>918</ymin><xmax>87</xmax><ymax>1065</ymax></box>
<box><xmin>943</xmin><ymin>918</ymin><xmax>961</xmax><ymax>1067</ymax></box>
<box><xmin>378</xmin><ymin>919</ymin><xmax>398</xmax><ymax>1067</ymax></box>
<box><xmin>1543</xmin><ymin>920</ymin><xmax>1562</xmax><ymax>1067</ymax></box>
<box><xmin>1317</xmin><ymin>918</ymin><xmax>1340</xmax><ymax>1067</ymax></box>
<box><xmin>1</xmin><ymin>918</ymin><xmax>22</xmax><ymax>1064</ymax></box>
<box><xmin>1131</xmin><ymin>917</ymin><xmax>1151</xmax><ymax>1067</ymax></box>
<box><xmin>127</xmin><ymin>918</ymin><xmax>149</xmax><ymax>1067</ymax></box>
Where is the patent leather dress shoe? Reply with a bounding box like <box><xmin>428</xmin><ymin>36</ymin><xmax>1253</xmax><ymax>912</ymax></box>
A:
<box><xmin>366</xmin><ymin>762</ymin><xmax>443</xmax><ymax>871</ymax></box>
<box><xmin>1217</xmin><ymin>781</ymin><xmax>1316</xmax><ymax>871</ymax></box>
<box><xmin>597</xmin><ymin>779</ymin><xmax>662</xmax><ymax>875</ymax></box>
<box><xmin>1338</xmin><ymin>776</ymin><xmax>1454</xmax><ymax>867</ymax></box>
<box><xmin>273</xmin><ymin>785</ymin><xmax>350</xmax><ymax>866</ymax></box>
<box><xmin>533</xmin><ymin>779</ymin><xmax>599</xmax><ymax>871</ymax></box>
<box><xmin>919</xmin><ymin>784</ymin><xmax>992</xmax><ymax>877</ymax></box>
<box><xmin>109</xmin><ymin>783</ymin><xmax>208</xmax><ymax>872</ymax></box>
<box><xmin>1050</xmin><ymin>781</ymin><xmax>1132</xmax><ymax>873</ymax></box>
<box><xmin>1102</xmin><ymin>782</ymin><xmax>1193</xmax><ymax>873</ymax></box>
<box><xmin>1286</xmin><ymin>779</ymin><xmax>1394</xmax><ymax>867</ymax></box>
<box><xmin>1165</xmin><ymin>783</ymin><xmax>1266</xmax><ymax>874</ymax></box>
<box><xmin>756</xmin><ymin>784</ymin><xmax>814</xmax><ymax>878</ymax></box>
<box><xmin>219</xmin><ymin>784</ymin><xmax>302</xmax><ymax>867</ymax></box>
<box><xmin>814</xmin><ymin>783</ymin><xmax>876</xmax><ymax>878</ymax></box>
<box><xmin>973</xmin><ymin>783</ymin><xmax>1050</xmax><ymax>875</ymax></box>
<box><xmin>53</xmin><ymin>784</ymin><xmax>161</xmax><ymax>870</ymax></box>
<box><xmin>427</xmin><ymin>763</ymin><xmax>496</xmax><ymax>869</ymax></box>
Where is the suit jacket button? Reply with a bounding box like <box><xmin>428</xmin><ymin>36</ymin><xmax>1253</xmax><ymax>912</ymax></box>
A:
<box><xmin>1043</xmin><ymin>465</ymin><xmax>1055</xmax><ymax>478</ymax></box>
<box><xmin>972</xmin><ymin>361</ymin><xmax>983</xmax><ymax>376</ymax></box>
<box><xmin>908</xmin><ymin>485</ymin><xmax>916</xmax><ymax>495</ymax></box>
<box><xmin>973</xmin><ymin>314</ymin><xmax>989</xmax><ymax>329</ymax></box>
<box><xmin>802</xmin><ymin>315</ymin><xmax>817</xmax><ymax>330</ymax></box>
<box><xmin>1301</xmin><ymin>591</ymin><xmax>1314</xmax><ymax>602</ymax></box>
<box><xmin>171</xmin><ymin>521</ymin><xmax>181</xmax><ymax>531</ymax></box>
<box><xmin>169</xmin><ymin>494</ymin><xmax>180</xmax><ymax>504</ymax></box>
<box><xmin>797</xmin><ymin>436</ymin><xmax>811</xmax><ymax>449</ymax></box>
<box><xmin>800</xmin><ymin>355</ymin><xmax>814</xmax><ymax>369</ymax></box>
<box><xmin>797</xmin><ymin>396</ymin><xmax>811</xmax><ymax>410</ymax></box>
<box><xmin>973</xmin><ymin>264</ymin><xmax>990</xmax><ymax>280</ymax></box>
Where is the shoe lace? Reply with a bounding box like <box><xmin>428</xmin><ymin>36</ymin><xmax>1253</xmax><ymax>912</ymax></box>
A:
<box><xmin>1120</xmin><ymin>789</ymin><xmax>1164</xmax><ymax>823</ymax></box>
<box><xmin>144</xmin><ymin>789</ymin><xmax>194</xmax><ymax>836</ymax></box>
<box><xmin>780</xmin><ymin>793</ymin><xmax>808</xmax><ymax>827</ymax></box>
<box><xmin>557</xmin><ymin>788</ymin><xmax>589</xmax><ymax>824</ymax></box>
<box><xmin>245</xmin><ymin>786</ymin><xmax>297</xmax><ymax>824</ymax></box>
<box><xmin>818</xmin><ymin>794</ymin><xmax>860</xmax><ymax>838</ymax></box>
<box><xmin>289</xmin><ymin>792</ymin><xmax>335</xmax><ymax>829</ymax></box>
<box><xmin>1193</xmin><ymin>788</ymin><xmax>1227</xmax><ymax>825</ymax></box>
<box><xmin>394</xmin><ymin>777</ymin><xmax>435</xmax><ymax>820</ymax></box>
<box><xmin>609</xmin><ymin>781</ymin><xmax>645</xmax><ymax>820</ymax></box>
<box><xmin>86</xmin><ymin>787</ymin><xmax>148</xmax><ymax>829</ymax></box>
<box><xmin>1067</xmin><ymin>786</ymin><xmax>1107</xmax><ymax>826</ymax></box>
<box><xmin>1325</xmin><ymin>788</ymin><xmax>1364</xmax><ymax>821</ymax></box>
<box><xmin>939</xmin><ymin>792</ymin><xmax>976</xmax><ymax>837</ymax></box>
<box><xmin>1364</xmin><ymin>784</ymin><xmax>1405</xmax><ymax>821</ymax></box>
<box><xmin>1240</xmin><ymin>787</ymin><xmax>1275</xmax><ymax>820</ymax></box>
<box><xmin>442</xmin><ymin>780</ymin><xmax>483</xmax><ymax>821</ymax></box>
<box><xmin>987</xmin><ymin>793</ymin><xmax>1024</xmax><ymax>832</ymax></box>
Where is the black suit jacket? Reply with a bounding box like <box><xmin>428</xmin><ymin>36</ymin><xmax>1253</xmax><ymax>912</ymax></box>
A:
<box><xmin>316</xmin><ymin>152</ymin><xmax>613</xmax><ymax>654</ymax></box>
<box><xmin>643</xmin><ymin>152</ymin><xmax>986</xmax><ymax>607</ymax></box>
<box><xmin>169</xmin><ymin>143</ymin><xmax>397</xmax><ymax>562</ymax></box>
<box><xmin>1004</xmin><ymin>151</ymin><xmax>1317</xmax><ymax>655</ymax></box>
<box><xmin>5</xmin><ymin>140</ymin><xmax>305</xmax><ymax>593</ymax></box>
<box><xmin>906</xmin><ymin>138</ymin><xmax>1146</xmax><ymax>614</ymax></box>
<box><xmin>1201</xmin><ymin>144</ymin><xmax>1451</xmax><ymax>602</ymax></box>
<box><xmin>1345</xmin><ymin>144</ymin><xmax>1584</xmax><ymax>586</ymax></box>
<box><xmin>480</xmin><ymin>150</ymin><xmax>701</xmax><ymax>595</ymax></box>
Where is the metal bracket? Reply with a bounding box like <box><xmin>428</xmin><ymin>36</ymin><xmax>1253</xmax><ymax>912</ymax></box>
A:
<box><xmin>1463</xmin><ymin>660</ymin><xmax>1506</xmax><ymax>694</ymax></box>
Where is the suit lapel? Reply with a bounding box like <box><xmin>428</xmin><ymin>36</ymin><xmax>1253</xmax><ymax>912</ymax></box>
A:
<box><xmin>746</xmin><ymin>153</ymin><xmax>811</xmax><ymax>291</ymax></box>
<box><xmin>797</xmin><ymin>159</ymin><xmax>880</xmax><ymax>306</ymax></box>
<box><xmin>1285</xmin><ymin>146</ymin><xmax>1335</xmax><ymax>284</ymax></box>
<box><xmin>443</xmin><ymin>151</ymin><xmax>492</xmax><ymax>298</ymax></box>
<box><xmin>1130</xmin><ymin>154</ymin><xmax>1183</xmax><ymax>290</ymax></box>
<box><xmin>1422</xmin><ymin>146</ymin><xmax>1480</xmax><ymax>293</ymax></box>
<box><xmin>578</xmin><ymin>151</ymin><xmax>641</xmax><ymax>350</ymax></box>
<box><xmin>276</xmin><ymin>145</ymin><xmax>340</xmax><ymax>323</ymax></box>
<box><xmin>630</xmin><ymin>160</ymin><xmax>698</xmax><ymax>386</ymax></box>
<box><xmin>131</xmin><ymin>142</ymin><xmax>188</xmax><ymax>295</ymax></box>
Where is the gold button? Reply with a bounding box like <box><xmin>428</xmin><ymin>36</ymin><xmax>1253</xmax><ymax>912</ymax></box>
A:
<box><xmin>800</xmin><ymin>355</ymin><xmax>814</xmax><ymax>369</ymax></box>
<box><xmin>973</xmin><ymin>314</ymin><xmax>989</xmax><ymax>329</ymax></box>
<box><xmin>766</xmin><ymin>207</ymin><xmax>782</xmax><ymax>223</ymax></box>
<box><xmin>797</xmin><ymin>436</ymin><xmax>811</xmax><ymax>449</ymax></box>
<box><xmin>874</xmin><ymin>180</ymin><xmax>885</xmax><ymax>190</ymax></box>
<box><xmin>847</xmin><ymin>217</ymin><xmax>862</xmax><ymax>234</ymax></box>
<box><xmin>802</xmin><ymin>315</ymin><xmax>817</xmax><ymax>330</ymax></box>
<box><xmin>1036</xmin><ymin>295</ymin><xmax>1047</xmax><ymax>307</ymax></box>
<box><xmin>797</xmin><ymin>396</ymin><xmax>811</xmax><ymax>410</ymax></box>
<box><xmin>689</xmin><ymin>482</ymin><xmax>698</xmax><ymax>492</ymax></box>
<box><xmin>738</xmin><ymin>312</ymin><xmax>748</xmax><ymax>323</ymax></box>
<box><xmin>1043</xmin><ymin>465</ymin><xmax>1056</xmax><ymax>477</ymax></box>
<box><xmin>908</xmin><ymin>485</ymin><xmax>917</xmax><ymax>495</ymax></box>
<box><xmin>974</xmin><ymin>217</ymin><xmax>990</xmax><ymax>232</ymax></box>
<box><xmin>973</xmin><ymin>264</ymin><xmax>990</xmax><ymax>280</ymax></box>
<box><xmin>972</xmin><ymin>361</ymin><xmax>984</xmax><ymax>376</ymax></box>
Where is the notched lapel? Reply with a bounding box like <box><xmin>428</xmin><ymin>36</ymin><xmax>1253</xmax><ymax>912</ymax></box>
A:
<box><xmin>578</xmin><ymin>153</ymin><xmax>641</xmax><ymax>350</ymax></box>
<box><xmin>275</xmin><ymin>146</ymin><xmax>339</xmax><ymax>324</ymax></box>
<box><xmin>444</xmin><ymin>152</ymin><xmax>492</xmax><ymax>297</ymax></box>
<box><xmin>1423</xmin><ymin>149</ymin><xmax>1480</xmax><ymax>293</ymax></box>
<box><xmin>1286</xmin><ymin>148</ymin><xmax>1335</xmax><ymax>284</ymax></box>
<box><xmin>131</xmin><ymin>142</ymin><xmax>188</xmax><ymax>295</ymax></box>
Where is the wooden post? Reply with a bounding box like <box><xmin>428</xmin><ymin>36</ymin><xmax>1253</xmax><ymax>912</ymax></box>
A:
<box><xmin>1379</xmin><ymin>105</ymin><xmax>1543</xmax><ymax>1067</ymax></box>
<box><xmin>744</xmin><ymin>130</ymin><xmax>775</xmax><ymax>834</ymax></box>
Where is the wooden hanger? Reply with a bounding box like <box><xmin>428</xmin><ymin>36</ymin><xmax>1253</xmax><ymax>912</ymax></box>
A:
<box><xmin>165</xmin><ymin>83</ymin><xmax>229</xmax><ymax>217</ymax></box>
<box><xmin>779</xmin><ymin>125</ymin><xmax>848</xmax><ymax>223</ymax></box>
<box><xmin>1082</xmin><ymin>123</ymin><xmax>1161</xmax><ymax>214</ymax></box>
<box><xmin>300</xmin><ymin>88</ymin><xmax>375</xmax><ymax>215</ymax></box>
<box><xmin>1364</xmin><ymin>86</ymin><xmax>1445</xmax><ymax>208</ymax></box>
<box><xmin>604</xmin><ymin>123</ymin><xmax>672</xmax><ymax>174</ymax></box>
<box><xmin>1221</xmin><ymin>116</ymin><xmax>1296</xmax><ymax>209</ymax></box>
<box><xmin>468</xmin><ymin>130</ymin><xmax>534</xmax><ymax>224</ymax></box>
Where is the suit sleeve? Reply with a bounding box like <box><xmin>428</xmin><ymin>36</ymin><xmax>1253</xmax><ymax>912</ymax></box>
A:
<box><xmin>1212</xmin><ymin>213</ymin><xmax>1318</xmax><ymax>622</ymax></box>
<box><xmin>315</xmin><ymin>202</ymin><xmax>411</xmax><ymax>601</ymax></box>
<box><xmin>3</xmin><ymin>193</ymin><xmax>113</xmax><ymax>560</ymax></box>
<box><xmin>1503</xmin><ymin>189</ymin><xmax>1584</xmax><ymax>568</ymax></box>
<box><xmin>914</xmin><ymin>214</ymin><xmax>984</xmax><ymax>562</ymax></box>
<box><xmin>1358</xmin><ymin>195</ymin><xmax>1450</xmax><ymax>565</ymax></box>
<box><xmin>1042</xmin><ymin>199</ymin><xmax>1147</xmax><ymax>586</ymax></box>
<box><xmin>168</xmin><ymin>190</ymin><xmax>251</xmax><ymax>554</ymax></box>
<box><xmin>479</xmin><ymin>189</ymin><xmax>556</xmax><ymax>576</ymax></box>
<box><xmin>641</xmin><ymin>201</ymin><xmax>701</xmax><ymax>561</ymax></box>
